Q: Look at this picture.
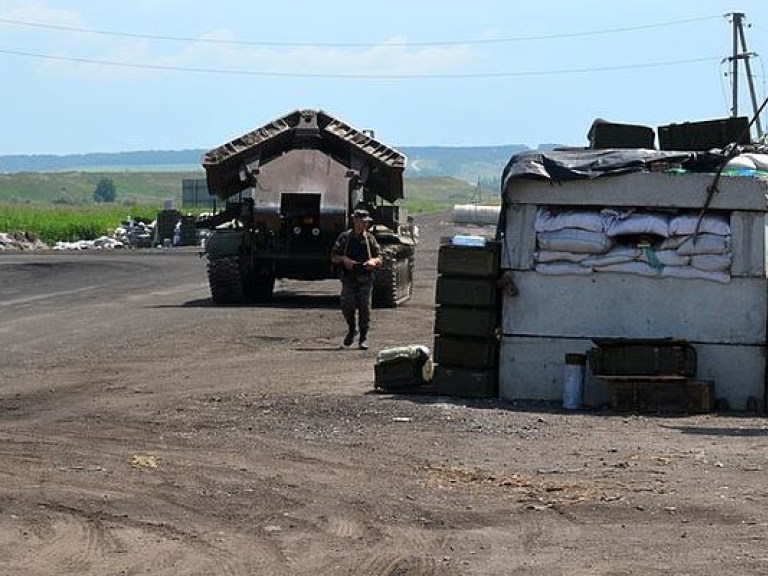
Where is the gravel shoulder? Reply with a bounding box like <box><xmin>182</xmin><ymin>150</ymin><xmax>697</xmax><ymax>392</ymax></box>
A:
<box><xmin>1</xmin><ymin>213</ymin><xmax>768</xmax><ymax>575</ymax></box>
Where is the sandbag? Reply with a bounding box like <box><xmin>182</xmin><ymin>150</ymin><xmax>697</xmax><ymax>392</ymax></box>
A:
<box><xmin>535</xmin><ymin>250</ymin><xmax>589</xmax><ymax>263</ymax></box>
<box><xmin>537</xmin><ymin>229</ymin><xmax>613</xmax><ymax>254</ymax></box>
<box><xmin>582</xmin><ymin>246</ymin><xmax>640</xmax><ymax>267</ymax></box>
<box><xmin>676</xmin><ymin>234</ymin><xmax>730</xmax><ymax>256</ymax></box>
<box><xmin>593</xmin><ymin>261</ymin><xmax>660</xmax><ymax>277</ymax></box>
<box><xmin>374</xmin><ymin>345</ymin><xmax>433</xmax><ymax>390</ymax></box>
<box><xmin>661</xmin><ymin>266</ymin><xmax>730</xmax><ymax>284</ymax></box>
<box><xmin>605</xmin><ymin>212</ymin><xmax>670</xmax><ymax>238</ymax></box>
<box><xmin>641</xmin><ymin>249</ymin><xmax>691</xmax><ymax>267</ymax></box>
<box><xmin>691</xmin><ymin>253</ymin><xmax>732</xmax><ymax>272</ymax></box>
<box><xmin>535</xmin><ymin>208</ymin><xmax>605</xmax><ymax>233</ymax></box>
<box><xmin>535</xmin><ymin>262</ymin><xmax>593</xmax><ymax>276</ymax></box>
<box><xmin>669</xmin><ymin>213</ymin><xmax>730</xmax><ymax>237</ymax></box>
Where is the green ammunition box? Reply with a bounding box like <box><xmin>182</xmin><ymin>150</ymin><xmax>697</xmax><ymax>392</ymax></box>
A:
<box><xmin>437</xmin><ymin>242</ymin><xmax>500</xmax><ymax>278</ymax></box>
<box><xmin>435</xmin><ymin>277</ymin><xmax>498</xmax><ymax>308</ymax></box>
<box><xmin>434</xmin><ymin>335</ymin><xmax>498</xmax><ymax>370</ymax></box>
<box><xmin>434</xmin><ymin>305</ymin><xmax>498</xmax><ymax>338</ymax></box>
<box><xmin>609</xmin><ymin>379</ymin><xmax>714</xmax><ymax>413</ymax></box>
<box><xmin>433</xmin><ymin>365</ymin><xmax>498</xmax><ymax>398</ymax></box>
<box><xmin>589</xmin><ymin>339</ymin><xmax>697</xmax><ymax>379</ymax></box>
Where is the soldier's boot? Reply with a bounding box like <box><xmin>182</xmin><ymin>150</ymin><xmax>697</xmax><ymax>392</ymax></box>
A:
<box><xmin>358</xmin><ymin>329</ymin><xmax>369</xmax><ymax>350</ymax></box>
<box><xmin>343</xmin><ymin>313</ymin><xmax>357</xmax><ymax>347</ymax></box>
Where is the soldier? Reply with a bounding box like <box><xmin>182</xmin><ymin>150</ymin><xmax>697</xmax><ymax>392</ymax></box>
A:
<box><xmin>331</xmin><ymin>209</ymin><xmax>383</xmax><ymax>350</ymax></box>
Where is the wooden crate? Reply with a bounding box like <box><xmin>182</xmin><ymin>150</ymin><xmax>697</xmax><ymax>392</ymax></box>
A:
<box><xmin>608</xmin><ymin>379</ymin><xmax>714</xmax><ymax>413</ymax></box>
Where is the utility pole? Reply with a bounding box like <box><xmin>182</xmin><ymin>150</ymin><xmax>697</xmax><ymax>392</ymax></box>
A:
<box><xmin>726</xmin><ymin>12</ymin><xmax>764</xmax><ymax>139</ymax></box>
<box><xmin>471</xmin><ymin>176</ymin><xmax>482</xmax><ymax>204</ymax></box>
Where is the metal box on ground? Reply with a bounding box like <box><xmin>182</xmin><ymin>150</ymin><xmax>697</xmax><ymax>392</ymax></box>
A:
<box><xmin>435</xmin><ymin>277</ymin><xmax>498</xmax><ymax>308</ymax></box>
<box><xmin>588</xmin><ymin>338</ymin><xmax>696</xmax><ymax>379</ymax></box>
<box><xmin>608</xmin><ymin>379</ymin><xmax>714</xmax><ymax>413</ymax></box>
<box><xmin>658</xmin><ymin>116</ymin><xmax>750</xmax><ymax>151</ymax></box>
<box><xmin>434</xmin><ymin>336</ymin><xmax>498</xmax><ymax>370</ymax></box>
<box><xmin>434</xmin><ymin>365</ymin><xmax>498</xmax><ymax>398</ymax></box>
<box><xmin>435</xmin><ymin>305</ymin><xmax>498</xmax><ymax>338</ymax></box>
<box><xmin>438</xmin><ymin>242</ymin><xmax>501</xmax><ymax>278</ymax></box>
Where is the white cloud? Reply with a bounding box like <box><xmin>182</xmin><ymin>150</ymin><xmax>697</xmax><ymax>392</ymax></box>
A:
<box><xmin>2</xmin><ymin>1</ymin><xmax>84</xmax><ymax>26</ymax></box>
<box><xmin>164</xmin><ymin>35</ymin><xmax>481</xmax><ymax>78</ymax></box>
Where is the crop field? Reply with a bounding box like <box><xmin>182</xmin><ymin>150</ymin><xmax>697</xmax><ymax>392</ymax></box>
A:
<box><xmin>0</xmin><ymin>171</ymin><xmax>494</xmax><ymax>242</ymax></box>
<box><xmin>0</xmin><ymin>203</ymin><xmax>160</xmax><ymax>244</ymax></box>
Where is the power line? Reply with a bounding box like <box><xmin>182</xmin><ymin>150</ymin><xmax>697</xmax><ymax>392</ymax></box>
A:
<box><xmin>0</xmin><ymin>47</ymin><xmax>721</xmax><ymax>79</ymax></box>
<box><xmin>0</xmin><ymin>14</ymin><xmax>725</xmax><ymax>48</ymax></box>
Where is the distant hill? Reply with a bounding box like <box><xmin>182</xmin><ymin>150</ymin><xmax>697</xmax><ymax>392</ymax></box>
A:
<box><xmin>0</xmin><ymin>145</ymin><xmax>540</xmax><ymax>183</ymax></box>
<box><xmin>0</xmin><ymin>150</ymin><xmax>205</xmax><ymax>173</ymax></box>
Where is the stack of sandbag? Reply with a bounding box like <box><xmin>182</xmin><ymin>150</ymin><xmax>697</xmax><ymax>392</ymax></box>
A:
<box><xmin>653</xmin><ymin>213</ymin><xmax>731</xmax><ymax>283</ymax></box>
<box><xmin>533</xmin><ymin>207</ymin><xmax>731</xmax><ymax>283</ymax></box>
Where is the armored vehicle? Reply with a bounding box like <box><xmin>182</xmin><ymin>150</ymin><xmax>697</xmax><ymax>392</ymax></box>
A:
<box><xmin>197</xmin><ymin>109</ymin><xmax>416</xmax><ymax>306</ymax></box>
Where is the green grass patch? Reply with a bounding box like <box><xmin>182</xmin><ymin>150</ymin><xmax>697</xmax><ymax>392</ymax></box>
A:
<box><xmin>404</xmin><ymin>176</ymin><xmax>500</xmax><ymax>212</ymax></box>
<box><xmin>0</xmin><ymin>171</ymin><xmax>200</xmax><ymax>204</ymax></box>
<box><xmin>0</xmin><ymin>204</ymin><xmax>159</xmax><ymax>244</ymax></box>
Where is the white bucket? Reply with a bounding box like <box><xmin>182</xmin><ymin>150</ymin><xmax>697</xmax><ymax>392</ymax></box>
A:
<box><xmin>563</xmin><ymin>353</ymin><xmax>587</xmax><ymax>409</ymax></box>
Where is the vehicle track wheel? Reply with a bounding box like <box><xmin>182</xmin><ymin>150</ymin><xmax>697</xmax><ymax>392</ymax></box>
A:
<box><xmin>207</xmin><ymin>255</ymin><xmax>244</xmax><ymax>305</ymax></box>
<box><xmin>373</xmin><ymin>256</ymin><xmax>412</xmax><ymax>308</ymax></box>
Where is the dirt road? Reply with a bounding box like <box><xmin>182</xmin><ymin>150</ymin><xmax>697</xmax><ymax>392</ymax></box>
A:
<box><xmin>1</xmin><ymin>213</ymin><xmax>768</xmax><ymax>575</ymax></box>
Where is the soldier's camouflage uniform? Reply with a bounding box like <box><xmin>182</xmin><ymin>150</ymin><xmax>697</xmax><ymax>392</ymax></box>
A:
<box><xmin>331</xmin><ymin>229</ymin><xmax>382</xmax><ymax>344</ymax></box>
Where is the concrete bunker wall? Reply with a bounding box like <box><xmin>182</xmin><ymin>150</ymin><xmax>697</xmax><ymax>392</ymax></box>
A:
<box><xmin>499</xmin><ymin>171</ymin><xmax>768</xmax><ymax>410</ymax></box>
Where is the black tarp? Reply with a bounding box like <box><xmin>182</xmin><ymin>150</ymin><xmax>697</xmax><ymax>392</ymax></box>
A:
<box><xmin>501</xmin><ymin>148</ymin><xmax>727</xmax><ymax>198</ymax></box>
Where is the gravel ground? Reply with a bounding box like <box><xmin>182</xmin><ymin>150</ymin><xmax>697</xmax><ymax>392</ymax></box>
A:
<box><xmin>1</xmin><ymin>212</ymin><xmax>768</xmax><ymax>575</ymax></box>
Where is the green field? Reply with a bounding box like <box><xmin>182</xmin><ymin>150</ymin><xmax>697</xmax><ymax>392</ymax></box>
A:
<box><xmin>0</xmin><ymin>171</ymin><xmax>497</xmax><ymax>242</ymax></box>
<box><xmin>0</xmin><ymin>204</ymin><xmax>161</xmax><ymax>245</ymax></box>
<box><xmin>0</xmin><ymin>171</ymin><xmax>202</xmax><ymax>205</ymax></box>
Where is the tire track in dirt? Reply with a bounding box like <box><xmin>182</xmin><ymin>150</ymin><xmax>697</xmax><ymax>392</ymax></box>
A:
<box><xmin>324</xmin><ymin>515</ymin><xmax>366</xmax><ymax>539</ymax></box>
<box><xmin>343</xmin><ymin>550</ymin><xmax>440</xmax><ymax>576</ymax></box>
<box><xmin>12</xmin><ymin>507</ymin><xmax>121</xmax><ymax>574</ymax></box>
<box><xmin>29</xmin><ymin>502</ymin><xmax>288</xmax><ymax>575</ymax></box>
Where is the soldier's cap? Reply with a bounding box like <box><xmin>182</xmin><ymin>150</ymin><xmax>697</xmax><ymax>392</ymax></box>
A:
<box><xmin>352</xmin><ymin>209</ymin><xmax>373</xmax><ymax>222</ymax></box>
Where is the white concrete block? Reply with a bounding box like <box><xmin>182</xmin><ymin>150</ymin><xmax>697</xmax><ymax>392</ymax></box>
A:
<box><xmin>730</xmin><ymin>211</ymin><xmax>767</xmax><ymax>277</ymax></box>
<box><xmin>502</xmin><ymin>272</ymin><xmax>766</xmax><ymax>344</ymax></box>
<box><xmin>504</xmin><ymin>171</ymin><xmax>768</xmax><ymax>211</ymax></box>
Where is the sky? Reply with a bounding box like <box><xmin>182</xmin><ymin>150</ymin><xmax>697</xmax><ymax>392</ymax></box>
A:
<box><xmin>1</xmin><ymin>0</ymin><xmax>768</xmax><ymax>155</ymax></box>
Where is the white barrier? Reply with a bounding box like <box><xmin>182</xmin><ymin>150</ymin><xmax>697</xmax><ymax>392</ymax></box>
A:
<box><xmin>451</xmin><ymin>204</ymin><xmax>501</xmax><ymax>225</ymax></box>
